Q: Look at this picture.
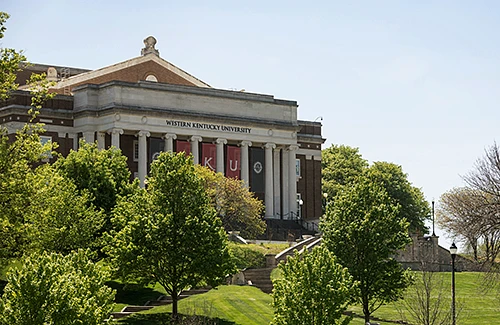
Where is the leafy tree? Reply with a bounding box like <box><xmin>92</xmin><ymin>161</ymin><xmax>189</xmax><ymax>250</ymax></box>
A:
<box><xmin>106</xmin><ymin>152</ymin><xmax>234</xmax><ymax>321</ymax></box>
<box><xmin>0</xmin><ymin>250</ymin><xmax>115</xmax><ymax>325</ymax></box>
<box><xmin>367</xmin><ymin>162</ymin><xmax>430</xmax><ymax>234</ymax></box>
<box><xmin>271</xmin><ymin>245</ymin><xmax>356</xmax><ymax>325</ymax></box>
<box><xmin>195</xmin><ymin>165</ymin><xmax>265</xmax><ymax>238</ymax></box>
<box><xmin>55</xmin><ymin>141</ymin><xmax>131</xmax><ymax>216</ymax></box>
<box><xmin>25</xmin><ymin>164</ymin><xmax>105</xmax><ymax>255</ymax></box>
<box><xmin>322</xmin><ymin>144</ymin><xmax>430</xmax><ymax>234</ymax></box>
<box><xmin>321</xmin><ymin>177</ymin><xmax>412</xmax><ymax>324</ymax></box>
<box><xmin>321</xmin><ymin>144</ymin><xmax>368</xmax><ymax>200</ymax></box>
<box><xmin>0</xmin><ymin>12</ymin><xmax>55</xmax><ymax>268</ymax></box>
<box><xmin>0</xmin><ymin>12</ymin><xmax>25</xmax><ymax>101</ymax></box>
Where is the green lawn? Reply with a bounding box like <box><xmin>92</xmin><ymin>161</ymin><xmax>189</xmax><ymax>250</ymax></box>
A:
<box><xmin>116</xmin><ymin>285</ymin><xmax>273</xmax><ymax>325</ymax></box>
<box><xmin>116</xmin><ymin>272</ymin><xmax>499</xmax><ymax>325</ymax></box>
<box><xmin>345</xmin><ymin>272</ymin><xmax>500</xmax><ymax>325</ymax></box>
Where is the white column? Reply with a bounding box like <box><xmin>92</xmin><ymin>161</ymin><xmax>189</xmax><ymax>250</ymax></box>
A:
<box><xmin>137</xmin><ymin>130</ymin><xmax>150</xmax><ymax>188</ymax></box>
<box><xmin>288</xmin><ymin>145</ymin><xmax>299</xmax><ymax>219</ymax></box>
<box><xmin>163</xmin><ymin>133</ymin><xmax>177</xmax><ymax>152</ymax></box>
<box><xmin>190</xmin><ymin>136</ymin><xmax>202</xmax><ymax>164</ymax></box>
<box><xmin>82</xmin><ymin>131</ymin><xmax>95</xmax><ymax>144</ymax></box>
<box><xmin>273</xmin><ymin>147</ymin><xmax>282</xmax><ymax>218</ymax></box>
<box><xmin>216</xmin><ymin>138</ymin><xmax>227</xmax><ymax>174</ymax></box>
<box><xmin>69</xmin><ymin>133</ymin><xmax>78</xmax><ymax>151</ymax></box>
<box><xmin>240</xmin><ymin>141</ymin><xmax>252</xmax><ymax>186</ymax></box>
<box><xmin>97</xmin><ymin>132</ymin><xmax>106</xmax><ymax>149</ymax></box>
<box><xmin>282</xmin><ymin>149</ymin><xmax>290</xmax><ymax>219</ymax></box>
<box><xmin>110</xmin><ymin>128</ymin><xmax>123</xmax><ymax>149</ymax></box>
<box><xmin>264</xmin><ymin>143</ymin><xmax>276</xmax><ymax>218</ymax></box>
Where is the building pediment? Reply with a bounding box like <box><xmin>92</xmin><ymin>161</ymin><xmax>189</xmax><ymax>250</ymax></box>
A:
<box><xmin>52</xmin><ymin>53</ymin><xmax>210</xmax><ymax>94</ymax></box>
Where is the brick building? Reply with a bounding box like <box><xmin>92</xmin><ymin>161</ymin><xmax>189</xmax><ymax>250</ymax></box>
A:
<box><xmin>1</xmin><ymin>36</ymin><xmax>325</xmax><ymax>232</ymax></box>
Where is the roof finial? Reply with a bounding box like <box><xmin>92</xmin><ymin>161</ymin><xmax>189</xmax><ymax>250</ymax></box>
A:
<box><xmin>141</xmin><ymin>36</ymin><xmax>159</xmax><ymax>57</ymax></box>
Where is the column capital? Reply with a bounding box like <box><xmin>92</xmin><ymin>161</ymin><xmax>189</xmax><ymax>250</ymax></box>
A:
<box><xmin>263</xmin><ymin>142</ymin><xmax>276</xmax><ymax>150</ymax></box>
<box><xmin>57</xmin><ymin>132</ymin><xmax>67</xmax><ymax>138</ymax></box>
<box><xmin>239</xmin><ymin>140</ymin><xmax>252</xmax><ymax>148</ymax></box>
<box><xmin>287</xmin><ymin>144</ymin><xmax>299</xmax><ymax>152</ymax></box>
<box><xmin>215</xmin><ymin>138</ymin><xmax>227</xmax><ymax>145</ymax></box>
<box><xmin>109</xmin><ymin>128</ymin><xmax>124</xmax><ymax>135</ymax></box>
<box><xmin>190</xmin><ymin>135</ymin><xmax>202</xmax><ymax>143</ymax></box>
<box><xmin>163</xmin><ymin>133</ymin><xmax>177</xmax><ymax>140</ymax></box>
<box><xmin>136</xmin><ymin>130</ymin><xmax>151</xmax><ymax>138</ymax></box>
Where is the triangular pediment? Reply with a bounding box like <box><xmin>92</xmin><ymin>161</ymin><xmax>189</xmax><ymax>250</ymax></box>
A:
<box><xmin>53</xmin><ymin>54</ymin><xmax>211</xmax><ymax>93</ymax></box>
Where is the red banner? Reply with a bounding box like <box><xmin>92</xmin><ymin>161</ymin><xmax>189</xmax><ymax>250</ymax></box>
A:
<box><xmin>202</xmin><ymin>143</ymin><xmax>216</xmax><ymax>171</ymax></box>
<box><xmin>176</xmin><ymin>140</ymin><xmax>191</xmax><ymax>156</ymax></box>
<box><xmin>226</xmin><ymin>145</ymin><xmax>241</xmax><ymax>179</ymax></box>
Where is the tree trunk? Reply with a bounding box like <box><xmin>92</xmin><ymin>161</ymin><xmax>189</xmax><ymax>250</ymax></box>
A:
<box><xmin>171</xmin><ymin>286</ymin><xmax>179</xmax><ymax>323</ymax></box>
<box><xmin>363</xmin><ymin>297</ymin><xmax>370</xmax><ymax>324</ymax></box>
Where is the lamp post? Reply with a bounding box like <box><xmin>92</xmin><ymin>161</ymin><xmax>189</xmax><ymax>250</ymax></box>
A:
<box><xmin>297</xmin><ymin>199</ymin><xmax>304</xmax><ymax>219</ymax></box>
<box><xmin>450</xmin><ymin>242</ymin><xmax>457</xmax><ymax>325</ymax></box>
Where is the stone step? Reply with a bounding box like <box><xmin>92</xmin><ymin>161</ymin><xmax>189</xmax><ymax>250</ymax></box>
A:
<box><xmin>243</xmin><ymin>268</ymin><xmax>274</xmax><ymax>293</ymax></box>
<box><xmin>122</xmin><ymin>305</ymin><xmax>155</xmax><ymax>313</ymax></box>
<box><xmin>110</xmin><ymin>312</ymin><xmax>134</xmax><ymax>319</ymax></box>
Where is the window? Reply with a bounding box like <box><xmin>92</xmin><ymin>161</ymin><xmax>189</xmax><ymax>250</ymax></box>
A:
<box><xmin>133</xmin><ymin>140</ymin><xmax>139</xmax><ymax>162</ymax></box>
<box><xmin>296</xmin><ymin>158</ymin><xmax>301</xmax><ymax>177</ymax></box>
<box><xmin>40</xmin><ymin>136</ymin><xmax>52</xmax><ymax>160</ymax></box>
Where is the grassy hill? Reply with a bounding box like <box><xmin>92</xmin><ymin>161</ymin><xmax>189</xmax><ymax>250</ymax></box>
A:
<box><xmin>117</xmin><ymin>272</ymin><xmax>499</xmax><ymax>325</ymax></box>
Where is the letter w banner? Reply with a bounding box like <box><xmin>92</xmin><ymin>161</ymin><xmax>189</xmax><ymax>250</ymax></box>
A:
<box><xmin>176</xmin><ymin>140</ymin><xmax>191</xmax><ymax>156</ymax></box>
<box><xmin>202</xmin><ymin>143</ymin><xmax>216</xmax><ymax>171</ymax></box>
<box><xmin>226</xmin><ymin>145</ymin><xmax>240</xmax><ymax>179</ymax></box>
<box><xmin>250</xmin><ymin>147</ymin><xmax>265</xmax><ymax>193</ymax></box>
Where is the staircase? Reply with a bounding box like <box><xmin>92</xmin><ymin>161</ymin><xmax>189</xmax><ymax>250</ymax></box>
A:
<box><xmin>275</xmin><ymin>235</ymin><xmax>322</xmax><ymax>264</ymax></box>
<box><xmin>242</xmin><ymin>268</ymin><xmax>274</xmax><ymax>294</ymax></box>
<box><xmin>110</xmin><ymin>287</ymin><xmax>211</xmax><ymax>320</ymax></box>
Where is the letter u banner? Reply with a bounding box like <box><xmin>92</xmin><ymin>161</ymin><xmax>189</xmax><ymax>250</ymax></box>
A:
<box><xmin>202</xmin><ymin>143</ymin><xmax>216</xmax><ymax>171</ymax></box>
<box><xmin>226</xmin><ymin>145</ymin><xmax>241</xmax><ymax>179</ymax></box>
<box><xmin>176</xmin><ymin>140</ymin><xmax>191</xmax><ymax>156</ymax></box>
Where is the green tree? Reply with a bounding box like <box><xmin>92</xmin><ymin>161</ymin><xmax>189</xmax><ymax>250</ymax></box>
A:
<box><xmin>321</xmin><ymin>144</ymin><xmax>368</xmax><ymax>200</ymax></box>
<box><xmin>0</xmin><ymin>12</ymin><xmax>56</xmax><ymax>267</ymax></box>
<box><xmin>25</xmin><ymin>164</ymin><xmax>105</xmax><ymax>254</ymax></box>
<box><xmin>271</xmin><ymin>245</ymin><xmax>356</xmax><ymax>325</ymax></box>
<box><xmin>106</xmin><ymin>152</ymin><xmax>234</xmax><ymax>321</ymax></box>
<box><xmin>0</xmin><ymin>250</ymin><xmax>115</xmax><ymax>325</ymax></box>
<box><xmin>55</xmin><ymin>141</ymin><xmax>131</xmax><ymax>216</ymax></box>
<box><xmin>322</xmin><ymin>144</ymin><xmax>430</xmax><ymax>234</ymax></box>
<box><xmin>367</xmin><ymin>162</ymin><xmax>430</xmax><ymax>234</ymax></box>
<box><xmin>321</xmin><ymin>177</ymin><xmax>412</xmax><ymax>324</ymax></box>
<box><xmin>195</xmin><ymin>165</ymin><xmax>265</xmax><ymax>238</ymax></box>
<box><xmin>0</xmin><ymin>12</ymin><xmax>25</xmax><ymax>100</ymax></box>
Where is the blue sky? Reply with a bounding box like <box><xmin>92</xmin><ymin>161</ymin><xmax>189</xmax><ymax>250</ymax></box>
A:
<box><xmin>3</xmin><ymin>1</ymin><xmax>500</xmax><ymax>248</ymax></box>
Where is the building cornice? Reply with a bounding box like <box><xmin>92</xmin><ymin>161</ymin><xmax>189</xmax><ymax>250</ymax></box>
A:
<box><xmin>73</xmin><ymin>80</ymin><xmax>298</xmax><ymax>107</ymax></box>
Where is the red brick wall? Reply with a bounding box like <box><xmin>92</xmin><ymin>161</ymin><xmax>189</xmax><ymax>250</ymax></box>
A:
<box><xmin>297</xmin><ymin>155</ymin><xmax>322</xmax><ymax>221</ymax></box>
<box><xmin>66</xmin><ymin>61</ymin><xmax>197</xmax><ymax>92</ymax></box>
